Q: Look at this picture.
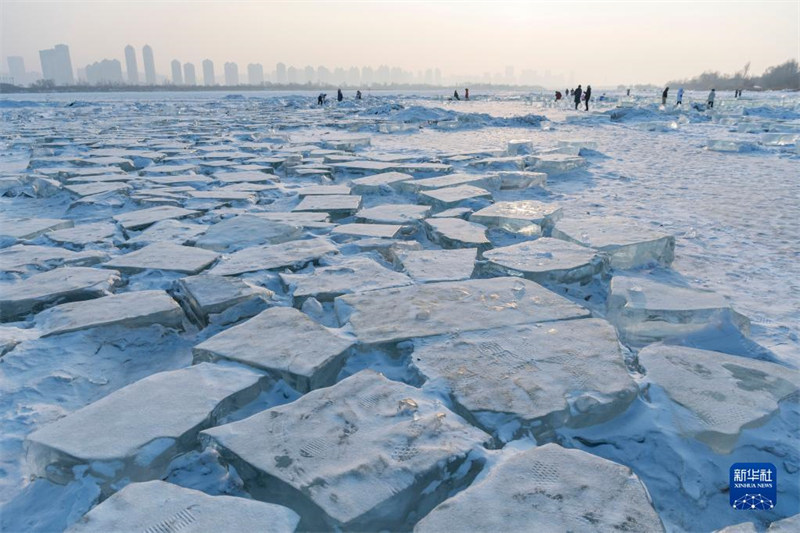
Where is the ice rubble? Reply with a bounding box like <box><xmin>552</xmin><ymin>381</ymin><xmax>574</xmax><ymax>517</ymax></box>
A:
<box><xmin>104</xmin><ymin>242</ymin><xmax>219</xmax><ymax>274</ymax></box>
<box><xmin>113</xmin><ymin>206</ymin><xmax>199</xmax><ymax>230</ymax></box>
<box><xmin>418</xmin><ymin>184</ymin><xmax>492</xmax><ymax>209</ymax></box>
<box><xmin>356</xmin><ymin>203</ymin><xmax>431</xmax><ymax>224</ymax></box>
<box><xmin>292</xmin><ymin>194</ymin><xmax>362</xmax><ymax>215</ymax></box>
<box><xmin>470</xmin><ymin>200</ymin><xmax>562</xmax><ymax>234</ymax></box>
<box><xmin>194</xmin><ymin>215</ymin><xmax>301</xmax><ymax>252</ymax></box>
<box><xmin>395</xmin><ymin>248</ymin><xmax>476</xmax><ymax>282</ymax></box>
<box><xmin>424</xmin><ymin>217</ymin><xmax>489</xmax><ymax>248</ymax></box>
<box><xmin>209</xmin><ymin>238</ymin><xmax>338</xmax><ymax>276</ymax></box>
<box><xmin>45</xmin><ymin>222</ymin><xmax>118</xmax><ymax>246</ymax></box>
<box><xmin>0</xmin><ymin>244</ymin><xmax>107</xmax><ymax>273</ymax></box>
<box><xmin>67</xmin><ymin>481</ymin><xmax>300</xmax><ymax>533</ymax></box>
<box><xmin>330</xmin><ymin>223</ymin><xmax>403</xmax><ymax>239</ymax></box>
<box><xmin>175</xmin><ymin>274</ymin><xmax>273</xmax><ymax>326</ymax></box>
<box><xmin>0</xmin><ymin>217</ymin><xmax>73</xmax><ymax>240</ymax></box>
<box><xmin>201</xmin><ymin>370</ymin><xmax>490</xmax><ymax>530</ymax></box>
<box><xmin>350</xmin><ymin>171</ymin><xmax>413</xmax><ymax>194</ymax></box>
<box><xmin>483</xmin><ymin>237</ymin><xmax>605</xmax><ymax>285</ymax></box>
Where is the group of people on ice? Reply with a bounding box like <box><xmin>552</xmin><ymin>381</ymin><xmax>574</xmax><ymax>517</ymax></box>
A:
<box><xmin>662</xmin><ymin>86</ymin><xmax>719</xmax><ymax>108</ymax></box>
<box><xmin>555</xmin><ymin>85</ymin><xmax>593</xmax><ymax>110</ymax></box>
<box><xmin>317</xmin><ymin>88</ymin><xmax>362</xmax><ymax>105</ymax></box>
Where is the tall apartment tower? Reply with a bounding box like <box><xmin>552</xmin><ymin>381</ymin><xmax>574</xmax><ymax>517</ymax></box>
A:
<box><xmin>39</xmin><ymin>44</ymin><xmax>74</xmax><ymax>85</ymax></box>
<box><xmin>183</xmin><ymin>63</ymin><xmax>196</xmax><ymax>86</ymax></box>
<box><xmin>224</xmin><ymin>62</ymin><xmax>239</xmax><ymax>86</ymax></box>
<box><xmin>247</xmin><ymin>63</ymin><xmax>264</xmax><ymax>85</ymax></box>
<box><xmin>202</xmin><ymin>59</ymin><xmax>215</xmax><ymax>86</ymax></box>
<box><xmin>142</xmin><ymin>44</ymin><xmax>156</xmax><ymax>84</ymax></box>
<box><xmin>171</xmin><ymin>60</ymin><xmax>183</xmax><ymax>85</ymax></box>
<box><xmin>124</xmin><ymin>45</ymin><xmax>139</xmax><ymax>84</ymax></box>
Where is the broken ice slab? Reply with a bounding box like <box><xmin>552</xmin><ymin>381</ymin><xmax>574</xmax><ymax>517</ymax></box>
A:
<box><xmin>125</xmin><ymin>219</ymin><xmax>207</xmax><ymax>247</ymax></box>
<box><xmin>412</xmin><ymin>318</ymin><xmax>636</xmax><ymax>441</ymax></box>
<box><xmin>63</xmin><ymin>182</ymin><xmax>131</xmax><ymax>198</ymax></box>
<box><xmin>113</xmin><ymin>206</ymin><xmax>199</xmax><ymax>231</ymax></box>
<box><xmin>210</xmin><ymin>238</ymin><xmax>338</xmax><ymax>276</ymax></box>
<box><xmin>557</xmin><ymin>139</ymin><xmax>598</xmax><ymax>151</ymax></box>
<box><xmin>175</xmin><ymin>274</ymin><xmax>272</xmax><ymax>326</ymax></box>
<box><xmin>506</xmin><ymin>139</ymin><xmax>534</xmax><ymax>156</ymax></box>
<box><xmin>424</xmin><ymin>218</ymin><xmax>489</xmax><ymax>248</ymax></box>
<box><xmin>280</xmin><ymin>257</ymin><xmax>412</xmax><ymax>302</ymax></box>
<box><xmin>0</xmin><ymin>245</ymin><xmax>107</xmax><ymax>274</ymax></box>
<box><xmin>0</xmin><ymin>267</ymin><xmax>120</xmax><ymax>322</ymax></box>
<box><xmin>759</xmin><ymin>133</ymin><xmax>799</xmax><ymax>146</ymax></box>
<box><xmin>26</xmin><ymin>363</ymin><xmax>267</xmax><ymax>487</ymax></box>
<box><xmin>467</xmin><ymin>156</ymin><xmax>526</xmax><ymax>171</ymax></box>
<box><xmin>493</xmin><ymin>171</ymin><xmax>547</xmax><ymax>190</ymax></box>
<box><xmin>350</xmin><ymin>171</ymin><xmax>413</xmax><ymax>194</ymax></box>
<box><xmin>200</xmin><ymin>370</ymin><xmax>489</xmax><ymax>531</ymax></box>
<box><xmin>141</xmin><ymin>174</ymin><xmax>214</xmax><ymax>186</ymax></box>
<box><xmin>321</xmin><ymin>136</ymin><xmax>371</xmax><ymax>151</ymax></box>
<box><xmin>607</xmin><ymin>275</ymin><xmax>751</xmax><ymax>346</ymax></box>
<box><xmin>639</xmin><ymin>344</ymin><xmax>799</xmax><ymax>454</ymax></box>
<box><xmin>415</xmin><ymin>443</ymin><xmax>663</xmax><ymax>533</ymax></box>
<box><xmin>328</xmin><ymin>160</ymin><xmax>395</xmax><ymax>174</ymax></box>
<box><xmin>0</xmin><ymin>218</ymin><xmax>73</xmax><ymax>240</ymax></box>
<box><xmin>140</xmin><ymin>164</ymin><xmax>199</xmax><ymax>176</ymax></box>
<box><xmin>431</xmin><ymin>207</ymin><xmax>472</xmax><ymax>218</ymax></box>
<box><xmin>186</xmin><ymin>190</ymin><xmax>257</xmax><ymax>202</ymax></box>
<box><xmin>213</xmin><ymin>170</ymin><xmax>275</xmax><ymax>184</ymax></box>
<box><xmin>483</xmin><ymin>238</ymin><xmax>605</xmax><ymax>285</ymax></box>
<box><xmin>552</xmin><ymin>215</ymin><xmax>675</xmax><ymax>269</ymax></box>
<box><xmin>295</xmin><ymin>184</ymin><xmax>350</xmax><ymax>196</ymax></box>
<box><xmin>418</xmin><ymin>185</ymin><xmax>492</xmax><ymax>209</ymax></box>
<box><xmin>195</xmin><ymin>215</ymin><xmax>301</xmax><ymax>252</ymax></box>
<box><xmin>104</xmin><ymin>242</ymin><xmax>219</xmax><ymax>274</ymax></box>
<box><xmin>399</xmin><ymin>173</ymin><xmax>501</xmax><ymax>193</ymax></box>
<box><xmin>67</xmin><ymin>480</ymin><xmax>300</xmax><ymax>533</ymax></box>
<box><xmin>335</xmin><ymin>277</ymin><xmax>590</xmax><ymax>345</ymax></box>
<box><xmin>36</xmin><ymin>289</ymin><xmax>184</xmax><ymax>336</ymax></box>
<box><xmin>193</xmin><ymin>307</ymin><xmax>353</xmax><ymax>392</ymax></box>
<box><xmin>331</xmin><ymin>223</ymin><xmax>403</xmax><ymax>239</ymax></box>
<box><xmin>395</xmin><ymin>248</ymin><xmax>476</xmax><ymax>283</ymax></box>
<box><xmin>527</xmin><ymin>154</ymin><xmax>588</xmax><ymax>175</ymax></box>
<box><xmin>46</xmin><ymin>222</ymin><xmax>118</xmax><ymax>247</ymax></box>
<box><xmin>292</xmin><ymin>194</ymin><xmax>362</xmax><ymax>215</ymax></box>
<box><xmin>707</xmin><ymin>139</ymin><xmax>758</xmax><ymax>153</ymax></box>
<box><xmin>356</xmin><ymin>204</ymin><xmax>431</xmax><ymax>224</ymax></box>
<box><xmin>470</xmin><ymin>200</ymin><xmax>562</xmax><ymax>234</ymax></box>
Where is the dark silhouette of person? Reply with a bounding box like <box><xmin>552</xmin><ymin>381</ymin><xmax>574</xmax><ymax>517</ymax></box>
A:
<box><xmin>317</xmin><ymin>93</ymin><xmax>326</xmax><ymax>105</ymax></box>
<box><xmin>584</xmin><ymin>85</ymin><xmax>592</xmax><ymax>110</ymax></box>
<box><xmin>465</xmin><ymin>88</ymin><xmax>469</xmax><ymax>100</ymax></box>
<box><xmin>356</xmin><ymin>90</ymin><xmax>362</xmax><ymax>100</ymax></box>
<box><xmin>626</xmin><ymin>88</ymin><xmax>630</xmax><ymax>96</ymax></box>
<box><xmin>662</xmin><ymin>87</ymin><xmax>669</xmax><ymax>106</ymax></box>
<box><xmin>337</xmin><ymin>88</ymin><xmax>343</xmax><ymax>102</ymax></box>
<box><xmin>707</xmin><ymin>88</ymin><xmax>716</xmax><ymax>108</ymax></box>
<box><xmin>555</xmin><ymin>90</ymin><xmax>562</xmax><ymax>101</ymax></box>
<box><xmin>574</xmin><ymin>85</ymin><xmax>582</xmax><ymax>110</ymax></box>
<box><xmin>453</xmin><ymin>90</ymin><xmax>460</xmax><ymax>100</ymax></box>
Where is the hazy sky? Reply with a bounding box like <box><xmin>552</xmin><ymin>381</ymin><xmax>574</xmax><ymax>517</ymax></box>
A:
<box><xmin>1</xmin><ymin>0</ymin><xmax>798</xmax><ymax>85</ymax></box>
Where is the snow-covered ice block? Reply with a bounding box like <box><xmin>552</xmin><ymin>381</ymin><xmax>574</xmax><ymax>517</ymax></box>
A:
<box><xmin>26</xmin><ymin>363</ymin><xmax>266</xmax><ymax>486</ymax></box>
<box><xmin>255</xmin><ymin>211</ymin><xmax>330</xmax><ymax>228</ymax></box>
<box><xmin>140</xmin><ymin>164</ymin><xmax>198</xmax><ymax>176</ymax></box>
<box><xmin>424</xmin><ymin>218</ymin><xmax>489</xmax><ymax>248</ymax></box>
<box><xmin>470</xmin><ymin>200</ymin><xmax>562</xmax><ymax>234</ymax></box>
<box><xmin>335</xmin><ymin>277</ymin><xmax>590</xmax><ymax>345</ymax></box>
<box><xmin>552</xmin><ymin>216</ymin><xmax>675</xmax><ymax>269</ymax></box>
<box><xmin>175</xmin><ymin>274</ymin><xmax>272</xmax><ymax>326</ymax></box>
<box><xmin>430</xmin><ymin>207</ymin><xmax>472</xmax><ymax>218</ymax></box>
<box><xmin>64</xmin><ymin>182</ymin><xmax>131</xmax><ymax>198</ymax></box>
<box><xmin>46</xmin><ymin>222</ymin><xmax>117</xmax><ymax>247</ymax></box>
<box><xmin>186</xmin><ymin>190</ymin><xmax>257</xmax><ymax>202</ymax></box>
<box><xmin>113</xmin><ymin>206</ymin><xmax>199</xmax><ymax>231</ymax></box>
<box><xmin>125</xmin><ymin>219</ymin><xmax>207</xmax><ymax>247</ymax></box>
<box><xmin>395</xmin><ymin>248</ymin><xmax>476</xmax><ymax>282</ymax></box>
<box><xmin>36</xmin><ymin>290</ymin><xmax>184</xmax><ymax>336</ymax></box>
<box><xmin>483</xmin><ymin>238</ymin><xmax>605</xmax><ymax>284</ymax></box>
<box><xmin>399</xmin><ymin>173</ymin><xmax>500</xmax><ymax>193</ymax></box>
<box><xmin>759</xmin><ymin>133</ymin><xmax>799</xmax><ymax>146</ymax></box>
<box><xmin>528</xmin><ymin>154</ymin><xmax>588</xmax><ymax>175</ymax></box>
<box><xmin>356</xmin><ymin>204</ymin><xmax>431</xmax><ymax>224</ymax></box>
<box><xmin>639</xmin><ymin>344</ymin><xmax>799</xmax><ymax>454</ymax></box>
<box><xmin>350</xmin><ymin>171</ymin><xmax>413</xmax><ymax>194</ymax></box>
<box><xmin>0</xmin><ymin>267</ymin><xmax>120</xmax><ymax>322</ymax></box>
<box><xmin>295</xmin><ymin>184</ymin><xmax>350</xmax><ymax>196</ymax></box>
<box><xmin>413</xmin><ymin>319</ymin><xmax>636</xmax><ymax>441</ymax></box>
<box><xmin>193</xmin><ymin>307</ymin><xmax>353</xmax><ymax>392</ymax></box>
<box><xmin>200</xmin><ymin>370</ymin><xmax>489</xmax><ymax>530</ymax></box>
<box><xmin>281</xmin><ymin>257</ymin><xmax>412</xmax><ymax>301</ymax></box>
<box><xmin>468</xmin><ymin>156</ymin><xmax>526</xmax><ymax>171</ymax></box>
<box><xmin>506</xmin><ymin>139</ymin><xmax>534</xmax><ymax>156</ymax></box>
<box><xmin>494</xmin><ymin>171</ymin><xmax>547</xmax><ymax>190</ymax></box>
<box><xmin>142</xmin><ymin>174</ymin><xmax>214</xmax><ymax>186</ymax></box>
<box><xmin>418</xmin><ymin>185</ymin><xmax>492</xmax><ymax>209</ymax></box>
<box><xmin>195</xmin><ymin>215</ymin><xmax>301</xmax><ymax>252</ymax></box>
<box><xmin>607</xmin><ymin>275</ymin><xmax>751</xmax><ymax>346</ymax></box>
<box><xmin>415</xmin><ymin>443</ymin><xmax>663</xmax><ymax>533</ymax></box>
<box><xmin>0</xmin><ymin>218</ymin><xmax>73</xmax><ymax>240</ymax></box>
<box><xmin>328</xmin><ymin>160</ymin><xmax>395</xmax><ymax>174</ymax></box>
<box><xmin>67</xmin><ymin>480</ymin><xmax>300</xmax><ymax>533</ymax></box>
<box><xmin>707</xmin><ymin>139</ymin><xmax>758</xmax><ymax>153</ymax></box>
<box><xmin>0</xmin><ymin>245</ymin><xmax>107</xmax><ymax>274</ymax></box>
<box><xmin>105</xmin><ymin>242</ymin><xmax>219</xmax><ymax>274</ymax></box>
<box><xmin>213</xmin><ymin>170</ymin><xmax>275</xmax><ymax>184</ymax></box>
<box><xmin>331</xmin><ymin>223</ymin><xmax>403</xmax><ymax>239</ymax></box>
<box><xmin>210</xmin><ymin>238</ymin><xmax>338</xmax><ymax>276</ymax></box>
<box><xmin>557</xmin><ymin>139</ymin><xmax>598</xmax><ymax>151</ymax></box>
<box><xmin>292</xmin><ymin>194</ymin><xmax>361</xmax><ymax>215</ymax></box>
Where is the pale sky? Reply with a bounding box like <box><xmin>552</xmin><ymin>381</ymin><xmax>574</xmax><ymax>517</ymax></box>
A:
<box><xmin>1</xmin><ymin>0</ymin><xmax>798</xmax><ymax>86</ymax></box>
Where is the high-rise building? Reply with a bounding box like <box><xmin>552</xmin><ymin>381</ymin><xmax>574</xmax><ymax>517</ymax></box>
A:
<box><xmin>183</xmin><ymin>63</ymin><xmax>196</xmax><ymax>86</ymax></box>
<box><xmin>86</xmin><ymin>59</ymin><xmax>123</xmax><ymax>85</ymax></box>
<box><xmin>7</xmin><ymin>56</ymin><xmax>25</xmax><ymax>85</ymax></box>
<box><xmin>287</xmin><ymin>66</ymin><xmax>298</xmax><ymax>84</ymax></box>
<box><xmin>224</xmin><ymin>62</ymin><xmax>239</xmax><ymax>85</ymax></box>
<box><xmin>276</xmin><ymin>62</ymin><xmax>287</xmax><ymax>84</ymax></box>
<box><xmin>247</xmin><ymin>63</ymin><xmax>264</xmax><ymax>85</ymax></box>
<box><xmin>142</xmin><ymin>44</ymin><xmax>156</xmax><ymax>84</ymax></box>
<box><xmin>202</xmin><ymin>59</ymin><xmax>215</xmax><ymax>86</ymax></box>
<box><xmin>124</xmin><ymin>45</ymin><xmax>139</xmax><ymax>84</ymax></box>
<box><xmin>39</xmin><ymin>44</ymin><xmax>74</xmax><ymax>85</ymax></box>
<box><xmin>171</xmin><ymin>60</ymin><xmax>183</xmax><ymax>85</ymax></box>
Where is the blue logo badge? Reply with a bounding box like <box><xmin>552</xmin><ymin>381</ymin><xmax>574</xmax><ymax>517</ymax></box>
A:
<box><xmin>730</xmin><ymin>463</ymin><xmax>777</xmax><ymax>510</ymax></box>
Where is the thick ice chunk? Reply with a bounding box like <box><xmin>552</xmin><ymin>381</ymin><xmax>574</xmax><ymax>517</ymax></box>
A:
<box><xmin>607</xmin><ymin>275</ymin><xmax>751</xmax><ymax>345</ymax></box>
<box><xmin>468</xmin><ymin>156</ymin><xmax>526</xmax><ymax>171</ymax></box>
<box><xmin>639</xmin><ymin>344</ymin><xmax>799</xmax><ymax>454</ymax></box>
<box><xmin>424</xmin><ymin>218</ymin><xmax>489</xmax><ymax>248</ymax></box>
<box><xmin>140</xmin><ymin>164</ymin><xmax>198</xmax><ymax>175</ymax></box>
<box><xmin>0</xmin><ymin>245</ymin><xmax>107</xmax><ymax>274</ymax></box>
<box><xmin>415</xmin><ymin>443</ymin><xmax>663</xmax><ymax>533</ymax></box>
<box><xmin>213</xmin><ymin>170</ymin><xmax>275</xmax><ymax>184</ymax></box>
<box><xmin>114</xmin><ymin>206</ymin><xmax>199</xmax><ymax>231</ymax></box>
<box><xmin>64</xmin><ymin>182</ymin><xmax>131</xmax><ymax>198</ymax></box>
<box><xmin>483</xmin><ymin>238</ymin><xmax>604</xmax><ymax>284</ymax></box>
<box><xmin>295</xmin><ymin>184</ymin><xmax>350</xmax><ymax>196</ymax></box>
<box><xmin>105</xmin><ymin>242</ymin><xmax>219</xmax><ymax>274</ymax></box>
<box><xmin>195</xmin><ymin>215</ymin><xmax>302</xmax><ymax>252</ymax></box>
<box><xmin>36</xmin><ymin>290</ymin><xmax>184</xmax><ymax>336</ymax></box>
<box><xmin>67</xmin><ymin>481</ymin><xmax>300</xmax><ymax>533</ymax></box>
<box><xmin>193</xmin><ymin>307</ymin><xmax>353</xmax><ymax>392</ymax></box>
<box><xmin>46</xmin><ymin>222</ymin><xmax>117</xmax><ymax>246</ymax></box>
<box><xmin>418</xmin><ymin>185</ymin><xmax>492</xmax><ymax>209</ymax></box>
<box><xmin>395</xmin><ymin>248</ymin><xmax>476</xmax><ymax>282</ymax></box>
<box><xmin>292</xmin><ymin>194</ymin><xmax>361</xmax><ymax>215</ymax></box>
<box><xmin>412</xmin><ymin>319</ymin><xmax>636</xmax><ymax>441</ymax></box>
<box><xmin>201</xmin><ymin>370</ymin><xmax>489</xmax><ymax>530</ymax></box>
<box><xmin>331</xmin><ymin>223</ymin><xmax>403</xmax><ymax>239</ymax></box>
<box><xmin>494</xmin><ymin>171</ymin><xmax>547</xmax><ymax>190</ymax></box>
<box><xmin>350</xmin><ymin>171</ymin><xmax>413</xmax><ymax>194</ymax></box>
<box><xmin>470</xmin><ymin>200</ymin><xmax>562</xmax><ymax>234</ymax></box>
<box><xmin>356</xmin><ymin>204</ymin><xmax>431</xmax><ymax>224</ymax></box>
<box><xmin>400</xmin><ymin>173</ymin><xmax>500</xmax><ymax>193</ymax></box>
<box><xmin>125</xmin><ymin>219</ymin><xmax>207</xmax><ymax>247</ymax></box>
<box><xmin>552</xmin><ymin>216</ymin><xmax>675</xmax><ymax>268</ymax></box>
<box><xmin>528</xmin><ymin>153</ymin><xmax>588</xmax><ymax>174</ymax></box>
<box><xmin>707</xmin><ymin>139</ymin><xmax>758</xmax><ymax>153</ymax></box>
<box><xmin>0</xmin><ymin>267</ymin><xmax>120</xmax><ymax>322</ymax></box>
<box><xmin>281</xmin><ymin>257</ymin><xmax>412</xmax><ymax>301</ymax></box>
<box><xmin>0</xmin><ymin>218</ymin><xmax>73</xmax><ymax>240</ymax></box>
<box><xmin>186</xmin><ymin>190</ymin><xmax>257</xmax><ymax>201</ymax></box>
<box><xmin>335</xmin><ymin>277</ymin><xmax>590</xmax><ymax>345</ymax></box>
<box><xmin>210</xmin><ymin>238</ymin><xmax>338</xmax><ymax>276</ymax></box>
<box><xmin>175</xmin><ymin>274</ymin><xmax>272</xmax><ymax>325</ymax></box>
<box><xmin>506</xmin><ymin>139</ymin><xmax>534</xmax><ymax>155</ymax></box>
<box><xmin>26</xmin><ymin>363</ymin><xmax>266</xmax><ymax>486</ymax></box>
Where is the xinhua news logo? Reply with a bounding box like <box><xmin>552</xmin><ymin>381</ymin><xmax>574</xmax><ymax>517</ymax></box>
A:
<box><xmin>730</xmin><ymin>463</ymin><xmax>777</xmax><ymax>510</ymax></box>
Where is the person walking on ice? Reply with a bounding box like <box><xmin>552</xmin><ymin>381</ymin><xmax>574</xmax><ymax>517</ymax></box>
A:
<box><xmin>707</xmin><ymin>88</ymin><xmax>716</xmax><ymax>108</ymax></box>
<box><xmin>676</xmin><ymin>87</ymin><xmax>684</xmax><ymax>106</ymax></box>
<box><xmin>574</xmin><ymin>84</ymin><xmax>582</xmax><ymax>110</ymax></box>
<box><xmin>662</xmin><ymin>86</ymin><xmax>669</xmax><ymax>106</ymax></box>
<box><xmin>453</xmin><ymin>90</ymin><xmax>460</xmax><ymax>100</ymax></box>
<box><xmin>584</xmin><ymin>85</ymin><xmax>592</xmax><ymax>111</ymax></box>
